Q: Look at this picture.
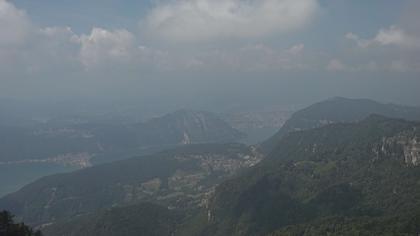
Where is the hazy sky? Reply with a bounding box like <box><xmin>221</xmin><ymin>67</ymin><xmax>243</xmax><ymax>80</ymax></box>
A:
<box><xmin>1</xmin><ymin>0</ymin><xmax>420</xmax><ymax>110</ymax></box>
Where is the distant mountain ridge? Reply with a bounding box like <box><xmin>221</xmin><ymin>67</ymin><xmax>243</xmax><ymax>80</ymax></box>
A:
<box><xmin>135</xmin><ymin>109</ymin><xmax>245</xmax><ymax>146</ymax></box>
<box><xmin>29</xmin><ymin>115</ymin><xmax>420</xmax><ymax>236</ymax></box>
<box><xmin>261</xmin><ymin>97</ymin><xmax>420</xmax><ymax>153</ymax></box>
<box><xmin>3</xmin><ymin>98</ymin><xmax>420</xmax><ymax>235</ymax></box>
<box><xmin>0</xmin><ymin>109</ymin><xmax>244</xmax><ymax>164</ymax></box>
<box><xmin>0</xmin><ymin>109</ymin><xmax>244</xmax><ymax>198</ymax></box>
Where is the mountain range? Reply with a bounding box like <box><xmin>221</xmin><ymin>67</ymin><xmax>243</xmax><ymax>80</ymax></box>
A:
<box><xmin>202</xmin><ymin>115</ymin><xmax>420</xmax><ymax>235</ymax></box>
<box><xmin>261</xmin><ymin>97</ymin><xmax>420</xmax><ymax>153</ymax></box>
<box><xmin>0</xmin><ymin>109</ymin><xmax>244</xmax><ymax>164</ymax></box>
<box><xmin>0</xmin><ymin>110</ymin><xmax>244</xmax><ymax>197</ymax></box>
<box><xmin>2</xmin><ymin>97</ymin><xmax>420</xmax><ymax>236</ymax></box>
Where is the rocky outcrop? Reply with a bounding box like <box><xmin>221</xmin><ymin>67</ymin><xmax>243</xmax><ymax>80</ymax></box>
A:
<box><xmin>374</xmin><ymin>132</ymin><xmax>420</xmax><ymax>166</ymax></box>
<box><xmin>401</xmin><ymin>137</ymin><xmax>420</xmax><ymax>166</ymax></box>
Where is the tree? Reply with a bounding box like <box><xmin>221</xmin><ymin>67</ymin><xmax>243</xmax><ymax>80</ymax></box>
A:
<box><xmin>0</xmin><ymin>210</ymin><xmax>42</xmax><ymax>236</ymax></box>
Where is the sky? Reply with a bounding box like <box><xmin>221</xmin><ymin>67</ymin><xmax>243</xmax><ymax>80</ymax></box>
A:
<box><xmin>1</xmin><ymin>0</ymin><xmax>420</xmax><ymax>111</ymax></box>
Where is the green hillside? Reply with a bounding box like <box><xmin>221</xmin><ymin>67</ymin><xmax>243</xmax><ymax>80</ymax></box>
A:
<box><xmin>0</xmin><ymin>143</ymin><xmax>261</xmax><ymax>227</ymax></box>
<box><xmin>199</xmin><ymin>115</ymin><xmax>420</xmax><ymax>235</ymax></box>
<box><xmin>42</xmin><ymin>203</ymin><xmax>181</xmax><ymax>236</ymax></box>
<box><xmin>261</xmin><ymin>97</ymin><xmax>420</xmax><ymax>153</ymax></box>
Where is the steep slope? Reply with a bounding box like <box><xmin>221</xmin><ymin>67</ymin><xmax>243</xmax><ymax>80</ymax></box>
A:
<box><xmin>0</xmin><ymin>143</ymin><xmax>262</xmax><ymax>226</ymax></box>
<box><xmin>261</xmin><ymin>97</ymin><xmax>420</xmax><ymax>153</ymax></box>
<box><xmin>135</xmin><ymin>110</ymin><xmax>245</xmax><ymax>146</ymax></box>
<box><xmin>37</xmin><ymin>115</ymin><xmax>420</xmax><ymax>236</ymax></box>
<box><xmin>221</xmin><ymin>110</ymin><xmax>292</xmax><ymax>145</ymax></box>
<box><xmin>200</xmin><ymin>116</ymin><xmax>420</xmax><ymax>235</ymax></box>
<box><xmin>42</xmin><ymin>203</ymin><xmax>181</xmax><ymax>236</ymax></box>
<box><xmin>0</xmin><ymin>210</ymin><xmax>42</xmax><ymax>236</ymax></box>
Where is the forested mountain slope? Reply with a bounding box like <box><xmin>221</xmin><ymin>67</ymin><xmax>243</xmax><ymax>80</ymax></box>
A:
<box><xmin>261</xmin><ymin>97</ymin><xmax>420</xmax><ymax>153</ymax></box>
<box><xmin>200</xmin><ymin>115</ymin><xmax>420</xmax><ymax>235</ymax></box>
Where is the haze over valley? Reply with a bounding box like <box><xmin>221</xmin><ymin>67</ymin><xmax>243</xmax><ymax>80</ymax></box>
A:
<box><xmin>1</xmin><ymin>0</ymin><xmax>420</xmax><ymax>235</ymax></box>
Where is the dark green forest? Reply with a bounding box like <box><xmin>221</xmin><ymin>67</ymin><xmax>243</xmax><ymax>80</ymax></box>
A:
<box><xmin>0</xmin><ymin>211</ymin><xmax>41</xmax><ymax>236</ymax></box>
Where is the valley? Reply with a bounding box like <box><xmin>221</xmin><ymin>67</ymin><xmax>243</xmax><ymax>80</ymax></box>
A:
<box><xmin>0</xmin><ymin>110</ymin><xmax>245</xmax><ymax>197</ymax></box>
<box><xmin>2</xmin><ymin>98</ymin><xmax>420</xmax><ymax>236</ymax></box>
<box><xmin>1</xmin><ymin>2</ymin><xmax>419</xmax><ymax>235</ymax></box>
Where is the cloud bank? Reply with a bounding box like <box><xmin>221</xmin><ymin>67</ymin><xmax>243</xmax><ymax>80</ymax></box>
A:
<box><xmin>341</xmin><ymin>25</ymin><xmax>420</xmax><ymax>73</ymax></box>
<box><xmin>0</xmin><ymin>0</ymin><xmax>30</xmax><ymax>46</ymax></box>
<box><xmin>1</xmin><ymin>0</ymin><xmax>419</xmax><ymax>78</ymax></box>
<box><xmin>143</xmin><ymin>0</ymin><xmax>319</xmax><ymax>42</ymax></box>
<box><xmin>0</xmin><ymin>0</ymin><xmax>321</xmax><ymax>73</ymax></box>
<box><xmin>346</xmin><ymin>25</ymin><xmax>420</xmax><ymax>49</ymax></box>
<box><xmin>77</xmin><ymin>28</ymin><xmax>137</xmax><ymax>68</ymax></box>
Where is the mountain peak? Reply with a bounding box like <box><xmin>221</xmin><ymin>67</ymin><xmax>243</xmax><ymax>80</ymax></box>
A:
<box><xmin>141</xmin><ymin>109</ymin><xmax>245</xmax><ymax>145</ymax></box>
<box><xmin>261</xmin><ymin>97</ymin><xmax>420</xmax><ymax>153</ymax></box>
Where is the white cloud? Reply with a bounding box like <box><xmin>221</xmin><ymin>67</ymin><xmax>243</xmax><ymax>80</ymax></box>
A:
<box><xmin>344</xmin><ymin>25</ymin><xmax>420</xmax><ymax>72</ymax></box>
<box><xmin>0</xmin><ymin>0</ymin><xmax>142</xmax><ymax>71</ymax></box>
<box><xmin>144</xmin><ymin>0</ymin><xmax>319</xmax><ymax>42</ymax></box>
<box><xmin>76</xmin><ymin>28</ymin><xmax>137</xmax><ymax>68</ymax></box>
<box><xmin>2</xmin><ymin>0</ymin><xmax>417</xmax><ymax>79</ymax></box>
<box><xmin>176</xmin><ymin>43</ymin><xmax>313</xmax><ymax>71</ymax></box>
<box><xmin>37</xmin><ymin>27</ymin><xmax>80</xmax><ymax>65</ymax></box>
<box><xmin>0</xmin><ymin>0</ymin><xmax>30</xmax><ymax>46</ymax></box>
<box><xmin>375</xmin><ymin>26</ymin><xmax>420</xmax><ymax>48</ymax></box>
<box><xmin>326</xmin><ymin>59</ymin><xmax>347</xmax><ymax>71</ymax></box>
<box><xmin>390</xmin><ymin>60</ymin><xmax>408</xmax><ymax>72</ymax></box>
<box><xmin>345</xmin><ymin>33</ymin><xmax>370</xmax><ymax>48</ymax></box>
<box><xmin>0</xmin><ymin>1</ymin><xmax>81</xmax><ymax>73</ymax></box>
<box><xmin>287</xmin><ymin>43</ymin><xmax>305</xmax><ymax>55</ymax></box>
<box><xmin>0</xmin><ymin>0</ymin><xmax>164</xmax><ymax>73</ymax></box>
<box><xmin>346</xmin><ymin>25</ymin><xmax>420</xmax><ymax>49</ymax></box>
<box><xmin>40</xmin><ymin>26</ymin><xmax>77</xmax><ymax>41</ymax></box>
